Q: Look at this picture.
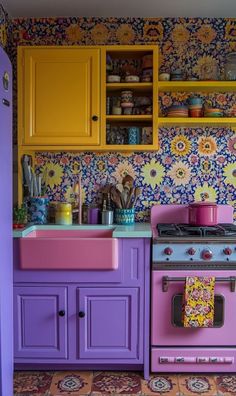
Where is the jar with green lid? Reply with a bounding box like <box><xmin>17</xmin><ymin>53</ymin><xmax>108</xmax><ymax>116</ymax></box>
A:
<box><xmin>225</xmin><ymin>53</ymin><xmax>236</xmax><ymax>80</ymax></box>
<box><xmin>55</xmin><ymin>202</ymin><xmax>72</xmax><ymax>225</ymax></box>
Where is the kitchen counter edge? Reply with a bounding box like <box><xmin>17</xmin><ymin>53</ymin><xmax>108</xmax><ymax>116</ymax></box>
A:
<box><xmin>13</xmin><ymin>223</ymin><xmax>152</xmax><ymax>238</ymax></box>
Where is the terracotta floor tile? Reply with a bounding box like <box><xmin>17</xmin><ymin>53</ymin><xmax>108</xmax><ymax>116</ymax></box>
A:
<box><xmin>141</xmin><ymin>374</ymin><xmax>179</xmax><ymax>395</ymax></box>
<box><xmin>14</xmin><ymin>371</ymin><xmax>54</xmax><ymax>395</ymax></box>
<box><xmin>214</xmin><ymin>374</ymin><xmax>236</xmax><ymax>395</ymax></box>
<box><xmin>49</xmin><ymin>371</ymin><xmax>93</xmax><ymax>395</ymax></box>
<box><xmin>92</xmin><ymin>371</ymin><xmax>142</xmax><ymax>394</ymax></box>
<box><xmin>178</xmin><ymin>375</ymin><xmax>217</xmax><ymax>396</ymax></box>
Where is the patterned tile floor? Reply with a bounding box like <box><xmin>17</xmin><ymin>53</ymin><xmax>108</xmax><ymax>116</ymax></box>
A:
<box><xmin>13</xmin><ymin>371</ymin><xmax>236</xmax><ymax>396</ymax></box>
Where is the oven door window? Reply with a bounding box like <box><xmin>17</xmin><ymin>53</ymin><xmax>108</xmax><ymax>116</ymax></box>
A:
<box><xmin>172</xmin><ymin>294</ymin><xmax>224</xmax><ymax>328</ymax></box>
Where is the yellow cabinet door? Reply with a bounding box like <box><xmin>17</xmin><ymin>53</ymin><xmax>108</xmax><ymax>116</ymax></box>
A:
<box><xmin>18</xmin><ymin>47</ymin><xmax>100</xmax><ymax>146</ymax></box>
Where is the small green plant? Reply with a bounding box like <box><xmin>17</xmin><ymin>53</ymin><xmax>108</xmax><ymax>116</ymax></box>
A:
<box><xmin>13</xmin><ymin>205</ymin><xmax>27</xmax><ymax>225</ymax></box>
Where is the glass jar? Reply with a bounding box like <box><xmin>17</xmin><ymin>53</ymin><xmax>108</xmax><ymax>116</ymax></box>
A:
<box><xmin>55</xmin><ymin>202</ymin><xmax>72</xmax><ymax>225</ymax></box>
<box><xmin>225</xmin><ymin>53</ymin><xmax>236</xmax><ymax>80</ymax></box>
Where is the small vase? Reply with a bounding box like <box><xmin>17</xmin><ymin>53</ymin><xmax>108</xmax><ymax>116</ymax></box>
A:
<box><xmin>28</xmin><ymin>197</ymin><xmax>49</xmax><ymax>224</ymax></box>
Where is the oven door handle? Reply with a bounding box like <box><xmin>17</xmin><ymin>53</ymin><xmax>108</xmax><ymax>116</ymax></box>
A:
<box><xmin>162</xmin><ymin>276</ymin><xmax>236</xmax><ymax>292</ymax></box>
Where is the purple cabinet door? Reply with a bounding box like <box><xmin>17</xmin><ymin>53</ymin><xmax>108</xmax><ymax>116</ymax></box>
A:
<box><xmin>77</xmin><ymin>287</ymin><xmax>140</xmax><ymax>360</ymax></box>
<box><xmin>14</xmin><ymin>286</ymin><xmax>67</xmax><ymax>359</ymax></box>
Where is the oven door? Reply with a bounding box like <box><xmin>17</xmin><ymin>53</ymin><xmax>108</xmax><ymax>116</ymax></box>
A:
<box><xmin>151</xmin><ymin>269</ymin><xmax>236</xmax><ymax>346</ymax></box>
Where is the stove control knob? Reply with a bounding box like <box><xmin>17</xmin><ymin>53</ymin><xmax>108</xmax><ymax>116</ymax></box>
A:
<box><xmin>223</xmin><ymin>247</ymin><xmax>232</xmax><ymax>256</ymax></box>
<box><xmin>187</xmin><ymin>248</ymin><xmax>196</xmax><ymax>256</ymax></box>
<box><xmin>164</xmin><ymin>247</ymin><xmax>173</xmax><ymax>256</ymax></box>
<box><xmin>201</xmin><ymin>249</ymin><xmax>213</xmax><ymax>261</ymax></box>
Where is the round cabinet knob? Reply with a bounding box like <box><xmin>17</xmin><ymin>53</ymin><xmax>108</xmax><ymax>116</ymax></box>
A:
<box><xmin>201</xmin><ymin>249</ymin><xmax>213</xmax><ymax>261</ymax></box>
<box><xmin>187</xmin><ymin>247</ymin><xmax>196</xmax><ymax>256</ymax></box>
<box><xmin>58</xmin><ymin>310</ymin><xmax>65</xmax><ymax>317</ymax></box>
<box><xmin>164</xmin><ymin>247</ymin><xmax>173</xmax><ymax>256</ymax></box>
<box><xmin>78</xmin><ymin>311</ymin><xmax>85</xmax><ymax>318</ymax></box>
<box><xmin>223</xmin><ymin>247</ymin><xmax>232</xmax><ymax>256</ymax></box>
<box><xmin>92</xmin><ymin>115</ymin><xmax>98</xmax><ymax>121</ymax></box>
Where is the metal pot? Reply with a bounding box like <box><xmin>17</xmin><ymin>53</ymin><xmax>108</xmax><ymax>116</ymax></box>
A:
<box><xmin>188</xmin><ymin>202</ymin><xmax>218</xmax><ymax>226</ymax></box>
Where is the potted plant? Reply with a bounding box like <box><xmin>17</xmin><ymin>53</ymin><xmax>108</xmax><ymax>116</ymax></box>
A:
<box><xmin>13</xmin><ymin>205</ymin><xmax>27</xmax><ymax>229</ymax></box>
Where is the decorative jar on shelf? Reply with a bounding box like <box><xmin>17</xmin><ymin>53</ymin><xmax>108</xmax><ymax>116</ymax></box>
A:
<box><xmin>225</xmin><ymin>53</ymin><xmax>236</xmax><ymax>81</ymax></box>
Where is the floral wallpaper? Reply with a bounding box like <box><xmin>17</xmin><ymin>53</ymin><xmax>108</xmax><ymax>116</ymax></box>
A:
<box><xmin>7</xmin><ymin>15</ymin><xmax>236</xmax><ymax>221</ymax></box>
<box><xmin>0</xmin><ymin>3</ymin><xmax>9</xmax><ymax>49</ymax></box>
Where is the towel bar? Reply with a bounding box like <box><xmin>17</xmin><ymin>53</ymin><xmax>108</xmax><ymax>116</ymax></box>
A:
<box><xmin>162</xmin><ymin>276</ymin><xmax>236</xmax><ymax>292</ymax></box>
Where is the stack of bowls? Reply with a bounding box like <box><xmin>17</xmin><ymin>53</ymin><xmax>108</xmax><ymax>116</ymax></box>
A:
<box><xmin>204</xmin><ymin>108</ymin><xmax>223</xmax><ymax>117</ymax></box>
<box><xmin>167</xmin><ymin>105</ymin><xmax>188</xmax><ymax>117</ymax></box>
<box><xmin>170</xmin><ymin>69</ymin><xmax>184</xmax><ymax>81</ymax></box>
<box><xmin>188</xmin><ymin>97</ymin><xmax>203</xmax><ymax>117</ymax></box>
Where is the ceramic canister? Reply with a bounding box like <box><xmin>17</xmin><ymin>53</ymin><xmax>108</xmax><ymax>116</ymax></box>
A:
<box><xmin>28</xmin><ymin>196</ymin><xmax>49</xmax><ymax>224</ymax></box>
<box><xmin>55</xmin><ymin>202</ymin><xmax>72</xmax><ymax>225</ymax></box>
<box><xmin>121</xmin><ymin>90</ymin><xmax>133</xmax><ymax>103</ymax></box>
<box><xmin>128</xmin><ymin>127</ymin><xmax>140</xmax><ymax>145</ymax></box>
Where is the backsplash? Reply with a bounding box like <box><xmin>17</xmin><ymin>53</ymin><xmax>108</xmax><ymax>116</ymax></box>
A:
<box><xmin>35</xmin><ymin>127</ymin><xmax>236</xmax><ymax>222</ymax></box>
<box><xmin>7</xmin><ymin>15</ymin><xmax>236</xmax><ymax>221</ymax></box>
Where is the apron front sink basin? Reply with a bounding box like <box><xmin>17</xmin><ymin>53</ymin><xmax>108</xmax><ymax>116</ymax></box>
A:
<box><xmin>19</xmin><ymin>228</ymin><xmax>119</xmax><ymax>270</ymax></box>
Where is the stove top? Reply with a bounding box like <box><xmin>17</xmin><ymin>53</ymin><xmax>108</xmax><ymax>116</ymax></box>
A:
<box><xmin>156</xmin><ymin>223</ymin><xmax>236</xmax><ymax>238</ymax></box>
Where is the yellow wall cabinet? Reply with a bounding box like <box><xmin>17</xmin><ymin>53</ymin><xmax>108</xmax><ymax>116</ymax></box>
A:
<box><xmin>18</xmin><ymin>47</ymin><xmax>100</xmax><ymax>147</ymax></box>
<box><xmin>18</xmin><ymin>45</ymin><xmax>159</xmax><ymax>152</ymax></box>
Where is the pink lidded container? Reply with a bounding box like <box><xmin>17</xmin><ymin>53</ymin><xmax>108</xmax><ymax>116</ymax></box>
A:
<box><xmin>188</xmin><ymin>202</ymin><xmax>218</xmax><ymax>226</ymax></box>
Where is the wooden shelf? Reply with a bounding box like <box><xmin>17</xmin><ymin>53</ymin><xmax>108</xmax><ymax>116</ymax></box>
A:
<box><xmin>158</xmin><ymin>81</ymin><xmax>236</xmax><ymax>92</ymax></box>
<box><xmin>106</xmin><ymin>115</ymin><xmax>153</xmax><ymax>122</ymax></box>
<box><xmin>106</xmin><ymin>82</ymin><xmax>153</xmax><ymax>92</ymax></box>
<box><xmin>158</xmin><ymin>117</ymin><xmax>236</xmax><ymax>126</ymax></box>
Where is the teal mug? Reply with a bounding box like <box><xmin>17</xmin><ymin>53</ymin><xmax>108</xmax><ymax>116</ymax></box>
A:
<box><xmin>115</xmin><ymin>208</ymin><xmax>135</xmax><ymax>225</ymax></box>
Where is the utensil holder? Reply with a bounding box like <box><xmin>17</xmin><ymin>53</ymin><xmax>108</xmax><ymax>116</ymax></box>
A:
<box><xmin>28</xmin><ymin>196</ymin><xmax>49</xmax><ymax>224</ymax></box>
<box><xmin>115</xmin><ymin>208</ymin><xmax>135</xmax><ymax>225</ymax></box>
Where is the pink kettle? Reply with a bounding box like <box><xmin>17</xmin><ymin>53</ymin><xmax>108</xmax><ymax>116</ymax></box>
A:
<box><xmin>188</xmin><ymin>202</ymin><xmax>218</xmax><ymax>226</ymax></box>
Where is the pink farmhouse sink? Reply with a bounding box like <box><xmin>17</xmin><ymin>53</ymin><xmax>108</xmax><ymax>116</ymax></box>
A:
<box><xmin>19</xmin><ymin>229</ymin><xmax>119</xmax><ymax>270</ymax></box>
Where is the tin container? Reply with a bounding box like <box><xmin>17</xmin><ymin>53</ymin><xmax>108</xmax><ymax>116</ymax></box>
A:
<box><xmin>101</xmin><ymin>210</ymin><xmax>114</xmax><ymax>225</ymax></box>
<box><xmin>55</xmin><ymin>202</ymin><xmax>72</xmax><ymax>225</ymax></box>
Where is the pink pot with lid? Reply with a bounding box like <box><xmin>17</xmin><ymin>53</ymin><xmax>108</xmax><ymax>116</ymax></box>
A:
<box><xmin>188</xmin><ymin>202</ymin><xmax>218</xmax><ymax>226</ymax></box>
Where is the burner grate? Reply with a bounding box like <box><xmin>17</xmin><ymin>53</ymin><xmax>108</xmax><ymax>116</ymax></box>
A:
<box><xmin>156</xmin><ymin>223</ymin><xmax>236</xmax><ymax>238</ymax></box>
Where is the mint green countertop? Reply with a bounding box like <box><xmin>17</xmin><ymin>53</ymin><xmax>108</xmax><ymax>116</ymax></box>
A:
<box><xmin>13</xmin><ymin>223</ymin><xmax>152</xmax><ymax>238</ymax></box>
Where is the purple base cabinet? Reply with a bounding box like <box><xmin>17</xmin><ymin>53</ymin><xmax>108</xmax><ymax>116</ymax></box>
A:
<box><xmin>0</xmin><ymin>47</ymin><xmax>13</xmax><ymax>396</ymax></box>
<box><xmin>13</xmin><ymin>238</ymin><xmax>151</xmax><ymax>379</ymax></box>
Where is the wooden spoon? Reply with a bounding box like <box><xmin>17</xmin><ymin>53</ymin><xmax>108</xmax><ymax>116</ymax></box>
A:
<box><xmin>110</xmin><ymin>186</ymin><xmax>122</xmax><ymax>209</ymax></box>
<box><xmin>130</xmin><ymin>187</ymin><xmax>141</xmax><ymax>208</ymax></box>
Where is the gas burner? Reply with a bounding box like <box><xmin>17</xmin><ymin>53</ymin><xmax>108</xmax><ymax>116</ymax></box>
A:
<box><xmin>156</xmin><ymin>223</ymin><xmax>236</xmax><ymax>238</ymax></box>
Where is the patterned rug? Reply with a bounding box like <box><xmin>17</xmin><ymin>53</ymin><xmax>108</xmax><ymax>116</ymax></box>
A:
<box><xmin>14</xmin><ymin>371</ymin><xmax>236</xmax><ymax>395</ymax></box>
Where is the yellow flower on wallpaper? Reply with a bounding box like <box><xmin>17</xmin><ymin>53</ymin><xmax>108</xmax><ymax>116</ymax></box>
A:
<box><xmin>198</xmin><ymin>136</ymin><xmax>217</xmax><ymax>156</ymax></box>
<box><xmin>65</xmin><ymin>24</ymin><xmax>84</xmax><ymax>42</ymax></box>
<box><xmin>171</xmin><ymin>92</ymin><xmax>189</xmax><ymax>102</ymax></box>
<box><xmin>112</xmin><ymin>161</ymin><xmax>136</xmax><ymax>183</ymax></box>
<box><xmin>65</xmin><ymin>185</ymin><xmax>85</xmax><ymax>204</ymax></box>
<box><xmin>71</xmin><ymin>161</ymin><xmax>81</xmax><ymax>174</ymax></box>
<box><xmin>42</xmin><ymin>163</ymin><xmax>63</xmax><ymax>189</ymax></box>
<box><xmin>168</xmin><ymin>161</ymin><xmax>191</xmax><ymax>186</ymax></box>
<box><xmin>193</xmin><ymin>55</ymin><xmax>218</xmax><ymax>80</ymax></box>
<box><xmin>143</xmin><ymin>23</ymin><xmax>164</xmax><ymax>42</ymax></box>
<box><xmin>91</xmin><ymin>24</ymin><xmax>109</xmax><ymax>44</ymax></box>
<box><xmin>97</xmin><ymin>160</ymin><xmax>106</xmax><ymax>172</ymax></box>
<box><xmin>141</xmin><ymin>159</ymin><xmax>164</xmax><ymax>189</ymax></box>
<box><xmin>194</xmin><ymin>184</ymin><xmax>217</xmax><ymax>202</ymax></box>
<box><xmin>225</xmin><ymin>20</ymin><xmax>236</xmax><ymax>41</ymax></box>
<box><xmin>116</xmin><ymin>24</ymin><xmax>135</xmax><ymax>44</ymax></box>
<box><xmin>229</xmin><ymin>41</ymin><xmax>236</xmax><ymax>52</ymax></box>
<box><xmin>224</xmin><ymin>163</ymin><xmax>236</xmax><ymax>187</ymax></box>
<box><xmin>171</xmin><ymin>135</ymin><xmax>191</xmax><ymax>157</ymax></box>
<box><xmin>171</xmin><ymin>24</ymin><xmax>190</xmax><ymax>43</ymax></box>
<box><xmin>196</xmin><ymin>24</ymin><xmax>217</xmax><ymax>44</ymax></box>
